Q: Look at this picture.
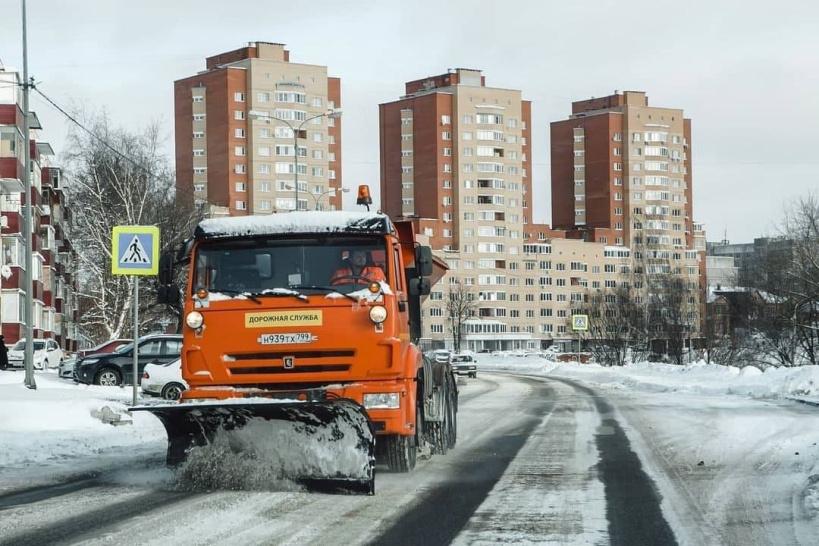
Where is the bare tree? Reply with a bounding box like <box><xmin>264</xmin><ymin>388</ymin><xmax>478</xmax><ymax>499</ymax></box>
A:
<box><xmin>740</xmin><ymin>195</ymin><xmax>819</xmax><ymax>366</ymax></box>
<box><xmin>581</xmin><ymin>284</ymin><xmax>647</xmax><ymax>366</ymax></box>
<box><xmin>445</xmin><ymin>280</ymin><xmax>476</xmax><ymax>353</ymax></box>
<box><xmin>64</xmin><ymin>114</ymin><xmax>203</xmax><ymax>343</ymax></box>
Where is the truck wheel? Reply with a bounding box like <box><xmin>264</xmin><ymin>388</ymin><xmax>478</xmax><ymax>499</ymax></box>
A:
<box><xmin>384</xmin><ymin>434</ymin><xmax>416</xmax><ymax>472</ymax></box>
<box><xmin>446</xmin><ymin>386</ymin><xmax>458</xmax><ymax>449</ymax></box>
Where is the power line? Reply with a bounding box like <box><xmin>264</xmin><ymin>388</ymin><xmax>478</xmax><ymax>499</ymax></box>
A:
<box><xmin>31</xmin><ymin>86</ymin><xmax>198</xmax><ymax>200</ymax></box>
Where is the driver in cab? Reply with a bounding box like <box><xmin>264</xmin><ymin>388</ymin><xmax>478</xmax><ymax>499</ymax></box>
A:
<box><xmin>330</xmin><ymin>250</ymin><xmax>386</xmax><ymax>287</ymax></box>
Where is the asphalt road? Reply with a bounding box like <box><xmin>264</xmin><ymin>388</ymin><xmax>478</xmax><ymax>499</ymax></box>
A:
<box><xmin>3</xmin><ymin>371</ymin><xmax>811</xmax><ymax>545</ymax></box>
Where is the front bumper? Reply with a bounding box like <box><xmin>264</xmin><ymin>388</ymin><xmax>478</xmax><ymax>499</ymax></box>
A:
<box><xmin>75</xmin><ymin>366</ymin><xmax>96</xmax><ymax>384</ymax></box>
<box><xmin>453</xmin><ymin>365</ymin><xmax>477</xmax><ymax>375</ymax></box>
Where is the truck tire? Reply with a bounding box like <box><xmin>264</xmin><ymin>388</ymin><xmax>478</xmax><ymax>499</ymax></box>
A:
<box><xmin>446</xmin><ymin>381</ymin><xmax>458</xmax><ymax>449</ymax></box>
<box><xmin>384</xmin><ymin>434</ymin><xmax>416</xmax><ymax>472</ymax></box>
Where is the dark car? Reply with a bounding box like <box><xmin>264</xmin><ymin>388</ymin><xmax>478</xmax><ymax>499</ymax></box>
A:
<box><xmin>451</xmin><ymin>354</ymin><xmax>477</xmax><ymax>378</ymax></box>
<box><xmin>74</xmin><ymin>334</ymin><xmax>182</xmax><ymax>386</ymax></box>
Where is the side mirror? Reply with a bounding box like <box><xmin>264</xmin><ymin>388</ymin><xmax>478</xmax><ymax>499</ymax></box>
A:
<box><xmin>408</xmin><ymin>277</ymin><xmax>431</xmax><ymax>297</ymax></box>
<box><xmin>159</xmin><ymin>252</ymin><xmax>174</xmax><ymax>285</ymax></box>
<box><xmin>157</xmin><ymin>283</ymin><xmax>180</xmax><ymax>306</ymax></box>
<box><xmin>415</xmin><ymin>246</ymin><xmax>433</xmax><ymax>277</ymax></box>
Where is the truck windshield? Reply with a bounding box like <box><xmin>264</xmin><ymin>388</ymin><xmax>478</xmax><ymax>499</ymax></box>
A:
<box><xmin>194</xmin><ymin>237</ymin><xmax>390</xmax><ymax>296</ymax></box>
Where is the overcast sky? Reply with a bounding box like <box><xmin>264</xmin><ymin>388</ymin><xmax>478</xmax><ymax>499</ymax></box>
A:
<box><xmin>1</xmin><ymin>0</ymin><xmax>817</xmax><ymax>243</ymax></box>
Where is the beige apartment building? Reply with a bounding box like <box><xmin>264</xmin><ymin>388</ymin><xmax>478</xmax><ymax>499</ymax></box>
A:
<box><xmin>175</xmin><ymin>42</ymin><xmax>342</xmax><ymax>216</ymax></box>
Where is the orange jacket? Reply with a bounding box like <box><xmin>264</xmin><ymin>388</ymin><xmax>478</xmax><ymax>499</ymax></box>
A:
<box><xmin>330</xmin><ymin>265</ymin><xmax>386</xmax><ymax>286</ymax></box>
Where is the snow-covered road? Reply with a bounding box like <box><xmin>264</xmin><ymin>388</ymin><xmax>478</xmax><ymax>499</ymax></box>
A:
<box><xmin>1</xmin><ymin>368</ymin><xmax>818</xmax><ymax>545</ymax></box>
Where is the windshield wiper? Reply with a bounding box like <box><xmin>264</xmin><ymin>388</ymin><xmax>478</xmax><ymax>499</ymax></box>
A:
<box><xmin>289</xmin><ymin>285</ymin><xmax>360</xmax><ymax>303</ymax></box>
<box><xmin>211</xmin><ymin>289</ymin><xmax>261</xmax><ymax>304</ymax></box>
<box><xmin>247</xmin><ymin>288</ymin><xmax>309</xmax><ymax>302</ymax></box>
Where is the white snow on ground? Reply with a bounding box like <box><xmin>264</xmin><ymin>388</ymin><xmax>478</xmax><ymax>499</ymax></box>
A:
<box><xmin>478</xmin><ymin>355</ymin><xmax>819</xmax><ymax>535</ymax></box>
<box><xmin>478</xmin><ymin>355</ymin><xmax>819</xmax><ymax>401</ymax></box>
<box><xmin>0</xmin><ymin>370</ymin><xmax>165</xmax><ymax>490</ymax></box>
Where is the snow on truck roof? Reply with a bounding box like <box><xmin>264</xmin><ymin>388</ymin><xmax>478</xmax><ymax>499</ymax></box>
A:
<box><xmin>195</xmin><ymin>211</ymin><xmax>392</xmax><ymax>240</ymax></box>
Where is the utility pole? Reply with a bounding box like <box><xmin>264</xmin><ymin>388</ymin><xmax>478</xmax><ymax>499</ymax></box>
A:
<box><xmin>21</xmin><ymin>0</ymin><xmax>35</xmax><ymax>389</ymax></box>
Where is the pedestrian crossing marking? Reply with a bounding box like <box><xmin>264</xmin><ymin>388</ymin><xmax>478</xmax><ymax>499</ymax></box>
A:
<box><xmin>120</xmin><ymin>235</ymin><xmax>151</xmax><ymax>264</ymax></box>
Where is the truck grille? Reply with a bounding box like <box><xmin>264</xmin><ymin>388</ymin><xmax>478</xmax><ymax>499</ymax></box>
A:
<box><xmin>230</xmin><ymin>364</ymin><xmax>351</xmax><ymax>375</ymax></box>
<box><xmin>226</xmin><ymin>349</ymin><xmax>355</xmax><ymax>361</ymax></box>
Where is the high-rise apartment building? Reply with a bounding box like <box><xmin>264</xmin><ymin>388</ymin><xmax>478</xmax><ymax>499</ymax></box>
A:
<box><xmin>175</xmin><ymin>42</ymin><xmax>342</xmax><ymax>216</ymax></box>
<box><xmin>382</xmin><ymin>69</ymin><xmax>604</xmax><ymax>350</ymax></box>
<box><xmin>551</xmin><ymin>91</ymin><xmax>705</xmax><ymax>331</ymax></box>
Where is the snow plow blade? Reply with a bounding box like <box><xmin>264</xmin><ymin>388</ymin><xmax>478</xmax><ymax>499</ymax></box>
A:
<box><xmin>132</xmin><ymin>398</ymin><xmax>375</xmax><ymax>494</ymax></box>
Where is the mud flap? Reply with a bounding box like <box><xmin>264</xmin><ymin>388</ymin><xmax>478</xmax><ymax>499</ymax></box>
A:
<box><xmin>132</xmin><ymin>398</ymin><xmax>375</xmax><ymax>495</ymax></box>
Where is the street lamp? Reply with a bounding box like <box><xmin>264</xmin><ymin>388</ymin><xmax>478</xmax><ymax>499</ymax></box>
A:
<box><xmin>248</xmin><ymin>107</ymin><xmax>342</xmax><ymax>211</ymax></box>
<box><xmin>284</xmin><ymin>185</ymin><xmax>349</xmax><ymax>210</ymax></box>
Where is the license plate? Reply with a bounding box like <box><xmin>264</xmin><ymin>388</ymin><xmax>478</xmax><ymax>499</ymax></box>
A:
<box><xmin>258</xmin><ymin>332</ymin><xmax>314</xmax><ymax>345</ymax></box>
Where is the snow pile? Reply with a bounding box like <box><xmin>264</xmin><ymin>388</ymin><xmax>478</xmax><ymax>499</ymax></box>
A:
<box><xmin>476</xmin><ymin>355</ymin><xmax>819</xmax><ymax>401</ymax></box>
<box><xmin>0</xmin><ymin>371</ymin><xmax>165</xmax><ymax>474</ymax></box>
<box><xmin>175</xmin><ymin>415</ymin><xmax>371</xmax><ymax>492</ymax></box>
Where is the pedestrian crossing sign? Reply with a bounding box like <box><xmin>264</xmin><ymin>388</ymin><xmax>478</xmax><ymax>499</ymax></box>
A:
<box><xmin>111</xmin><ymin>225</ymin><xmax>159</xmax><ymax>276</ymax></box>
<box><xmin>571</xmin><ymin>314</ymin><xmax>589</xmax><ymax>331</ymax></box>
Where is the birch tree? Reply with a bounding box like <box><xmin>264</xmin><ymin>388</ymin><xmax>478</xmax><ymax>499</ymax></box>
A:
<box><xmin>64</xmin><ymin>115</ymin><xmax>203</xmax><ymax>343</ymax></box>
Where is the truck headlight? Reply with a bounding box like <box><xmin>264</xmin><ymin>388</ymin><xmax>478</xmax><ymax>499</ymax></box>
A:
<box><xmin>369</xmin><ymin>305</ymin><xmax>387</xmax><ymax>324</ymax></box>
<box><xmin>363</xmin><ymin>393</ymin><xmax>400</xmax><ymax>409</ymax></box>
<box><xmin>186</xmin><ymin>311</ymin><xmax>204</xmax><ymax>329</ymax></box>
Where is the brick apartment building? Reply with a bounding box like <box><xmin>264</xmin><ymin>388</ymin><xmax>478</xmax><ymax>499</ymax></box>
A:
<box><xmin>175</xmin><ymin>42</ymin><xmax>342</xmax><ymax>216</ymax></box>
<box><xmin>379</xmin><ymin>69</ymin><xmax>629</xmax><ymax>350</ymax></box>
<box><xmin>0</xmin><ymin>66</ymin><xmax>79</xmax><ymax>351</ymax></box>
<box><xmin>551</xmin><ymin>91</ymin><xmax>706</xmax><ymax>332</ymax></box>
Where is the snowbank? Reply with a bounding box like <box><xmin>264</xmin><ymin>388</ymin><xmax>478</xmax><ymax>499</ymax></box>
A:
<box><xmin>0</xmin><ymin>371</ymin><xmax>165</xmax><ymax>479</ymax></box>
<box><xmin>476</xmin><ymin>355</ymin><xmax>819</xmax><ymax>402</ymax></box>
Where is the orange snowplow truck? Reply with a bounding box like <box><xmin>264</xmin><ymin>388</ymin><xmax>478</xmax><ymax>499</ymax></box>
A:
<box><xmin>137</xmin><ymin>203</ymin><xmax>457</xmax><ymax>494</ymax></box>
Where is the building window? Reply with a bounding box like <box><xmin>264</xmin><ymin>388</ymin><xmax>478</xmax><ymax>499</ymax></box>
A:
<box><xmin>235</xmin><ymin>164</ymin><xmax>246</xmax><ymax>174</ymax></box>
<box><xmin>442</xmin><ymin>131</ymin><xmax>451</xmax><ymax>140</ymax></box>
<box><xmin>192</xmin><ymin>95</ymin><xmax>204</xmax><ymax>103</ymax></box>
<box><xmin>193</xmin><ymin>183</ymin><xmax>205</xmax><ymax>192</ymax></box>
<box><xmin>234</xmin><ymin>92</ymin><xmax>246</xmax><ymax>102</ymax></box>
<box><xmin>234</xmin><ymin>128</ymin><xmax>245</xmax><ymax>138</ymax></box>
<box><xmin>441</xmin><ymin>115</ymin><xmax>451</xmax><ymax>125</ymax></box>
<box><xmin>193</xmin><ymin>131</ymin><xmax>204</xmax><ymax>139</ymax></box>
<box><xmin>193</xmin><ymin>113</ymin><xmax>205</xmax><ymax>121</ymax></box>
<box><xmin>235</xmin><ymin>200</ymin><xmax>246</xmax><ymax>210</ymax></box>
<box><xmin>193</xmin><ymin>149</ymin><xmax>205</xmax><ymax>157</ymax></box>
<box><xmin>235</xmin><ymin>182</ymin><xmax>246</xmax><ymax>192</ymax></box>
<box><xmin>194</xmin><ymin>167</ymin><xmax>207</xmax><ymax>174</ymax></box>
<box><xmin>234</xmin><ymin>110</ymin><xmax>246</xmax><ymax>120</ymax></box>
<box><xmin>234</xmin><ymin>146</ymin><xmax>246</xmax><ymax>157</ymax></box>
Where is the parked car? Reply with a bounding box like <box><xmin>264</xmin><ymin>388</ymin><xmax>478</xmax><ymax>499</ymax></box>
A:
<box><xmin>431</xmin><ymin>349</ymin><xmax>452</xmax><ymax>364</ymax></box>
<box><xmin>74</xmin><ymin>334</ymin><xmax>182</xmax><ymax>386</ymax></box>
<box><xmin>8</xmin><ymin>339</ymin><xmax>63</xmax><ymax>370</ymax></box>
<box><xmin>141</xmin><ymin>358</ymin><xmax>187</xmax><ymax>400</ymax></box>
<box><xmin>77</xmin><ymin>338</ymin><xmax>131</xmax><ymax>358</ymax></box>
<box><xmin>59</xmin><ymin>356</ymin><xmax>77</xmax><ymax>378</ymax></box>
<box><xmin>451</xmin><ymin>354</ymin><xmax>478</xmax><ymax>378</ymax></box>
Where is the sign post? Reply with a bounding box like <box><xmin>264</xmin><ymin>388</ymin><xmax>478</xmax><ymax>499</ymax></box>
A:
<box><xmin>111</xmin><ymin>226</ymin><xmax>159</xmax><ymax>406</ymax></box>
<box><xmin>571</xmin><ymin>314</ymin><xmax>589</xmax><ymax>355</ymax></box>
